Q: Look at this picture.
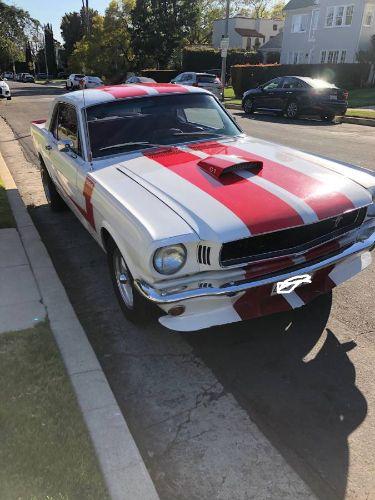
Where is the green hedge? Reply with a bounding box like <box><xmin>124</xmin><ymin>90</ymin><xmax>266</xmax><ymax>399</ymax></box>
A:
<box><xmin>182</xmin><ymin>46</ymin><xmax>262</xmax><ymax>75</ymax></box>
<box><xmin>140</xmin><ymin>69</ymin><xmax>180</xmax><ymax>82</ymax></box>
<box><xmin>231</xmin><ymin>63</ymin><xmax>371</xmax><ymax>98</ymax></box>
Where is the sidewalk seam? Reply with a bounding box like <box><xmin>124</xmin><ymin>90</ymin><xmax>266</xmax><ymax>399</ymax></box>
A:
<box><xmin>0</xmin><ymin>151</ymin><xmax>160</xmax><ymax>500</ymax></box>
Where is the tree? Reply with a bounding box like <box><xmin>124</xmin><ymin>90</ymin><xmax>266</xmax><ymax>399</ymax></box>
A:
<box><xmin>44</xmin><ymin>23</ymin><xmax>57</xmax><ymax>76</ymax></box>
<box><xmin>131</xmin><ymin>0</ymin><xmax>200</xmax><ymax>69</ymax></box>
<box><xmin>242</xmin><ymin>0</ymin><xmax>274</xmax><ymax>18</ymax></box>
<box><xmin>60</xmin><ymin>7</ymin><xmax>98</xmax><ymax>60</ymax></box>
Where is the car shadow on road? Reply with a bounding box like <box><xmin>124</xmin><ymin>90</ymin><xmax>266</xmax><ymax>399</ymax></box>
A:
<box><xmin>187</xmin><ymin>293</ymin><xmax>367</xmax><ymax>500</ymax></box>
<box><xmin>8</xmin><ymin>85</ymin><xmax>65</xmax><ymax>97</ymax></box>
<box><xmin>234</xmin><ymin>111</ymin><xmax>343</xmax><ymax>127</ymax></box>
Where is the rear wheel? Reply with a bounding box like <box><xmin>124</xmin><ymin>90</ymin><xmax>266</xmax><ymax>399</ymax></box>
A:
<box><xmin>243</xmin><ymin>98</ymin><xmax>254</xmax><ymax>115</ymax></box>
<box><xmin>107</xmin><ymin>241</ymin><xmax>154</xmax><ymax>324</ymax></box>
<box><xmin>320</xmin><ymin>113</ymin><xmax>335</xmax><ymax>123</ymax></box>
<box><xmin>285</xmin><ymin>100</ymin><xmax>299</xmax><ymax>119</ymax></box>
<box><xmin>40</xmin><ymin>163</ymin><xmax>67</xmax><ymax>212</ymax></box>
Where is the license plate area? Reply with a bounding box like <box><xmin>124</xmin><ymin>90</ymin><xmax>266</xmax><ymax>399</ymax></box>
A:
<box><xmin>271</xmin><ymin>273</ymin><xmax>313</xmax><ymax>295</ymax></box>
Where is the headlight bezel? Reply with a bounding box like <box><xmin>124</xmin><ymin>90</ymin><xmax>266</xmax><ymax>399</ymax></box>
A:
<box><xmin>153</xmin><ymin>244</ymin><xmax>187</xmax><ymax>275</ymax></box>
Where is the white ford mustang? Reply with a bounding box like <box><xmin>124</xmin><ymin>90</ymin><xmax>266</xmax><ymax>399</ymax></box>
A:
<box><xmin>31</xmin><ymin>83</ymin><xmax>375</xmax><ymax>331</ymax></box>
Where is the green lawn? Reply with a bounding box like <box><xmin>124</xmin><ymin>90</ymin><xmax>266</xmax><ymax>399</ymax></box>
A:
<box><xmin>0</xmin><ymin>322</ymin><xmax>109</xmax><ymax>500</ymax></box>
<box><xmin>346</xmin><ymin>108</ymin><xmax>375</xmax><ymax>119</ymax></box>
<box><xmin>0</xmin><ymin>175</ymin><xmax>15</xmax><ymax>228</ymax></box>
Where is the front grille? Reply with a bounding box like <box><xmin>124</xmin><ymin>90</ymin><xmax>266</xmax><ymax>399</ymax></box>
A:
<box><xmin>220</xmin><ymin>207</ymin><xmax>367</xmax><ymax>267</ymax></box>
<box><xmin>198</xmin><ymin>244</ymin><xmax>211</xmax><ymax>265</ymax></box>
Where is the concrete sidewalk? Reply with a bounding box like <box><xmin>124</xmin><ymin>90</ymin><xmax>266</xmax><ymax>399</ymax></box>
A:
<box><xmin>0</xmin><ymin>153</ymin><xmax>159</xmax><ymax>500</ymax></box>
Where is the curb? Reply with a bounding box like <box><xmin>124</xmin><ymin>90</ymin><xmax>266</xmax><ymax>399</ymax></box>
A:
<box><xmin>225</xmin><ymin>103</ymin><xmax>242</xmax><ymax>110</ymax></box>
<box><xmin>0</xmin><ymin>151</ymin><xmax>159</xmax><ymax>500</ymax></box>
<box><xmin>342</xmin><ymin>116</ymin><xmax>375</xmax><ymax>127</ymax></box>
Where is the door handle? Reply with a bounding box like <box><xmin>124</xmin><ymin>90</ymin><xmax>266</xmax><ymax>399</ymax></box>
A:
<box><xmin>45</xmin><ymin>144</ymin><xmax>52</xmax><ymax>151</ymax></box>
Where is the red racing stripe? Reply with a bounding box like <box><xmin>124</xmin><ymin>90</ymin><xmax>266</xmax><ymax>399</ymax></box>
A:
<box><xmin>100</xmin><ymin>85</ymin><xmax>150</xmax><ymax>98</ymax></box>
<box><xmin>189</xmin><ymin>142</ymin><xmax>355</xmax><ymax>220</ymax></box>
<box><xmin>141</xmin><ymin>83</ymin><xmax>189</xmax><ymax>94</ymax></box>
<box><xmin>233</xmin><ymin>285</ymin><xmax>292</xmax><ymax>320</ymax></box>
<box><xmin>144</xmin><ymin>148</ymin><xmax>303</xmax><ymax>234</ymax></box>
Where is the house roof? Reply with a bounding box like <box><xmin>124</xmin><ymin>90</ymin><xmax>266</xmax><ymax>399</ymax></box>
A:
<box><xmin>235</xmin><ymin>28</ymin><xmax>265</xmax><ymax>38</ymax></box>
<box><xmin>259</xmin><ymin>31</ymin><xmax>283</xmax><ymax>51</ymax></box>
<box><xmin>284</xmin><ymin>0</ymin><xmax>315</xmax><ymax>11</ymax></box>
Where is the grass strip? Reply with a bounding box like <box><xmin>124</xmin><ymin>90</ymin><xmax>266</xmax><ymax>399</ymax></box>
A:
<box><xmin>0</xmin><ymin>322</ymin><xmax>109</xmax><ymax>500</ymax></box>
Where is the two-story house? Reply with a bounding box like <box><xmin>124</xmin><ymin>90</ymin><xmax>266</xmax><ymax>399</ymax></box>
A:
<box><xmin>212</xmin><ymin>16</ymin><xmax>284</xmax><ymax>51</ymax></box>
<box><xmin>280</xmin><ymin>0</ymin><xmax>375</xmax><ymax>64</ymax></box>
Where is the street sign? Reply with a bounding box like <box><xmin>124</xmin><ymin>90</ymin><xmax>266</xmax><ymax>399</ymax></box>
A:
<box><xmin>220</xmin><ymin>37</ymin><xmax>229</xmax><ymax>50</ymax></box>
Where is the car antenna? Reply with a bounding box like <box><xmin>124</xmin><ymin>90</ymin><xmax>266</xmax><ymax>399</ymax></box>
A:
<box><xmin>81</xmin><ymin>80</ymin><xmax>94</xmax><ymax>171</ymax></box>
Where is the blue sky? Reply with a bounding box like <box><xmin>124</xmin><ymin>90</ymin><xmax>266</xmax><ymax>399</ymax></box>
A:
<box><xmin>4</xmin><ymin>0</ymin><xmax>108</xmax><ymax>42</ymax></box>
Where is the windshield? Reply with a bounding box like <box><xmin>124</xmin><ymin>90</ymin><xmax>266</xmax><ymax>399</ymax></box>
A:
<box><xmin>86</xmin><ymin>93</ymin><xmax>241</xmax><ymax>158</ymax></box>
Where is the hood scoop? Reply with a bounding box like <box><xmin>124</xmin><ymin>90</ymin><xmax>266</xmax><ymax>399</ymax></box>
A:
<box><xmin>198</xmin><ymin>155</ymin><xmax>263</xmax><ymax>179</ymax></box>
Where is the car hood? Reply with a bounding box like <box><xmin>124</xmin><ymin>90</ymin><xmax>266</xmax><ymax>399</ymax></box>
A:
<box><xmin>117</xmin><ymin>136</ymin><xmax>373</xmax><ymax>242</ymax></box>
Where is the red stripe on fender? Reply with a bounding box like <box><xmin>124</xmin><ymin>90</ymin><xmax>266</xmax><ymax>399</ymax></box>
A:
<box><xmin>144</xmin><ymin>148</ymin><xmax>303</xmax><ymax>234</ymax></box>
<box><xmin>189</xmin><ymin>142</ymin><xmax>355</xmax><ymax>220</ymax></box>
<box><xmin>69</xmin><ymin>177</ymin><xmax>96</xmax><ymax>231</ymax></box>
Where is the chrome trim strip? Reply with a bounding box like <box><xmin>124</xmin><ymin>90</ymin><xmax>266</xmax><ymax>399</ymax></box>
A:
<box><xmin>135</xmin><ymin>233</ymin><xmax>375</xmax><ymax>304</ymax></box>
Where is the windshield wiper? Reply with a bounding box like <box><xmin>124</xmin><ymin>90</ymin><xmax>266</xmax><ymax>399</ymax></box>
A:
<box><xmin>99</xmin><ymin>141</ymin><xmax>163</xmax><ymax>152</ymax></box>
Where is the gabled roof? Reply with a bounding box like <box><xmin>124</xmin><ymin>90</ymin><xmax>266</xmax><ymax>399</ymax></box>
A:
<box><xmin>259</xmin><ymin>31</ymin><xmax>283</xmax><ymax>50</ymax></box>
<box><xmin>284</xmin><ymin>0</ymin><xmax>316</xmax><ymax>11</ymax></box>
<box><xmin>235</xmin><ymin>28</ymin><xmax>265</xmax><ymax>38</ymax></box>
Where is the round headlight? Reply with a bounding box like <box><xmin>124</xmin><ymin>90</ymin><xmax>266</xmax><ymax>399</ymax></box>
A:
<box><xmin>153</xmin><ymin>244</ymin><xmax>187</xmax><ymax>275</ymax></box>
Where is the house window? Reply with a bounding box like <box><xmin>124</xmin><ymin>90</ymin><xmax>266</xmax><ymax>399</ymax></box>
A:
<box><xmin>364</xmin><ymin>8</ymin><xmax>374</xmax><ymax>26</ymax></box>
<box><xmin>273</xmin><ymin>24</ymin><xmax>278</xmax><ymax>31</ymax></box>
<box><xmin>321</xmin><ymin>50</ymin><xmax>327</xmax><ymax>63</ymax></box>
<box><xmin>340</xmin><ymin>50</ymin><xmax>347</xmax><ymax>63</ymax></box>
<box><xmin>327</xmin><ymin>50</ymin><xmax>339</xmax><ymax>63</ymax></box>
<box><xmin>325</xmin><ymin>5</ymin><xmax>354</xmax><ymax>27</ymax></box>
<box><xmin>291</xmin><ymin>14</ymin><xmax>309</xmax><ymax>32</ymax></box>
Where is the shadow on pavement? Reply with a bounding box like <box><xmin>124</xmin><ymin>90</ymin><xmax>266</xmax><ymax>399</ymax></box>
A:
<box><xmin>187</xmin><ymin>293</ymin><xmax>367</xmax><ymax>500</ymax></box>
<box><xmin>235</xmin><ymin>111</ymin><xmax>343</xmax><ymax>127</ymax></box>
<box><xmin>8</xmin><ymin>84</ymin><xmax>65</xmax><ymax>97</ymax></box>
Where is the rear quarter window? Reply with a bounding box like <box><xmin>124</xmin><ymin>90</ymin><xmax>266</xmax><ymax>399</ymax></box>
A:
<box><xmin>197</xmin><ymin>75</ymin><xmax>216</xmax><ymax>83</ymax></box>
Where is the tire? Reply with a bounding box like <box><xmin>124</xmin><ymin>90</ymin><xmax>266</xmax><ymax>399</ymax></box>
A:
<box><xmin>243</xmin><ymin>98</ymin><xmax>254</xmax><ymax>115</ymax></box>
<box><xmin>285</xmin><ymin>100</ymin><xmax>299</xmax><ymax>119</ymax></box>
<box><xmin>320</xmin><ymin>113</ymin><xmax>335</xmax><ymax>123</ymax></box>
<box><xmin>40</xmin><ymin>163</ymin><xmax>67</xmax><ymax>212</ymax></box>
<box><xmin>107</xmin><ymin>241</ymin><xmax>153</xmax><ymax>324</ymax></box>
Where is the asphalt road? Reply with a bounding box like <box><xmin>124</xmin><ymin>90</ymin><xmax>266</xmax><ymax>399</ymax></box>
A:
<box><xmin>1</xmin><ymin>81</ymin><xmax>375</xmax><ymax>500</ymax></box>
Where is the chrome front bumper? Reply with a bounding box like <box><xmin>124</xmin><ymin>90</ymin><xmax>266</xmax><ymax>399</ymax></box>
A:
<box><xmin>135</xmin><ymin>233</ymin><xmax>375</xmax><ymax>305</ymax></box>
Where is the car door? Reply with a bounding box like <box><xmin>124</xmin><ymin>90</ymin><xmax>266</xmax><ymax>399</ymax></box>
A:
<box><xmin>280</xmin><ymin>77</ymin><xmax>307</xmax><ymax>109</ymax></box>
<box><xmin>256</xmin><ymin>78</ymin><xmax>283</xmax><ymax>109</ymax></box>
<box><xmin>47</xmin><ymin>102</ymin><xmax>82</xmax><ymax>201</ymax></box>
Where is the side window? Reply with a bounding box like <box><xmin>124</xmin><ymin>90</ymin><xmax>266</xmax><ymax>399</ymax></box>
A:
<box><xmin>263</xmin><ymin>78</ymin><xmax>281</xmax><ymax>90</ymax></box>
<box><xmin>56</xmin><ymin>104</ymin><xmax>81</xmax><ymax>156</ymax></box>
<box><xmin>283</xmin><ymin>78</ymin><xmax>305</xmax><ymax>89</ymax></box>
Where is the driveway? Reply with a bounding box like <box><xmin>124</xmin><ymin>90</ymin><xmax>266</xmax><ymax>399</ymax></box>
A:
<box><xmin>1</xmin><ymin>81</ymin><xmax>375</xmax><ymax>500</ymax></box>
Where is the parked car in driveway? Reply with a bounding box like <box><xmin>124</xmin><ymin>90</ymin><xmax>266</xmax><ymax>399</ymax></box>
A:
<box><xmin>0</xmin><ymin>77</ymin><xmax>11</xmax><ymax>100</ymax></box>
<box><xmin>171</xmin><ymin>72</ymin><xmax>223</xmax><ymax>99</ymax></box>
<box><xmin>125</xmin><ymin>76</ymin><xmax>156</xmax><ymax>84</ymax></box>
<box><xmin>66</xmin><ymin>74</ymin><xmax>86</xmax><ymax>90</ymax></box>
<box><xmin>3</xmin><ymin>71</ymin><xmax>14</xmax><ymax>80</ymax></box>
<box><xmin>21</xmin><ymin>73</ymin><xmax>35</xmax><ymax>83</ymax></box>
<box><xmin>242</xmin><ymin>76</ymin><xmax>348</xmax><ymax>122</ymax></box>
<box><xmin>82</xmin><ymin>76</ymin><xmax>104</xmax><ymax>88</ymax></box>
<box><xmin>30</xmin><ymin>83</ymin><xmax>375</xmax><ymax>332</ymax></box>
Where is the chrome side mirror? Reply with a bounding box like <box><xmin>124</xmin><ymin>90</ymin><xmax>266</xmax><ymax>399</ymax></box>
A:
<box><xmin>58</xmin><ymin>139</ymin><xmax>74</xmax><ymax>153</ymax></box>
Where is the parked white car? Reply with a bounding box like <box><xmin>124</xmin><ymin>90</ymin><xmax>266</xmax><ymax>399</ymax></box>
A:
<box><xmin>82</xmin><ymin>76</ymin><xmax>103</xmax><ymax>88</ymax></box>
<box><xmin>171</xmin><ymin>72</ymin><xmax>223</xmax><ymax>99</ymax></box>
<box><xmin>0</xmin><ymin>78</ymin><xmax>11</xmax><ymax>100</ymax></box>
<box><xmin>30</xmin><ymin>83</ymin><xmax>375</xmax><ymax>332</ymax></box>
<box><xmin>66</xmin><ymin>74</ymin><xmax>85</xmax><ymax>90</ymax></box>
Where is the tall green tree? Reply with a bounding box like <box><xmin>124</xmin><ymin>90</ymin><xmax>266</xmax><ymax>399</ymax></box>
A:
<box><xmin>44</xmin><ymin>23</ymin><xmax>57</xmax><ymax>76</ymax></box>
<box><xmin>131</xmin><ymin>0</ymin><xmax>200</xmax><ymax>69</ymax></box>
<box><xmin>60</xmin><ymin>7</ymin><xmax>98</xmax><ymax>60</ymax></box>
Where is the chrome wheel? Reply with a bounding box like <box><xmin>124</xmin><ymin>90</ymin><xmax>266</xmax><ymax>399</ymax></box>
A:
<box><xmin>286</xmin><ymin>101</ymin><xmax>298</xmax><ymax>118</ymax></box>
<box><xmin>113</xmin><ymin>249</ymin><xmax>134</xmax><ymax>309</ymax></box>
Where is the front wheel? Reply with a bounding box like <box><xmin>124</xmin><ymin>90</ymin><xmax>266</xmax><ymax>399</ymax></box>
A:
<box><xmin>285</xmin><ymin>100</ymin><xmax>299</xmax><ymax>119</ymax></box>
<box><xmin>107</xmin><ymin>242</ymin><xmax>154</xmax><ymax>324</ymax></box>
<box><xmin>40</xmin><ymin>164</ymin><xmax>67</xmax><ymax>212</ymax></box>
<box><xmin>243</xmin><ymin>98</ymin><xmax>254</xmax><ymax>115</ymax></box>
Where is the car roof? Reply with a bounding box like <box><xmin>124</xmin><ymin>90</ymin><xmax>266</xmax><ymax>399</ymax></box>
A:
<box><xmin>58</xmin><ymin>83</ymin><xmax>211</xmax><ymax>108</ymax></box>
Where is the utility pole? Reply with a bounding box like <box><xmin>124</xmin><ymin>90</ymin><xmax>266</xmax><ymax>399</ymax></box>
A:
<box><xmin>43</xmin><ymin>26</ymin><xmax>49</xmax><ymax>79</ymax></box>
<box><xmin>220</xmin><ymin>0</ymin><xmax>230</xmax><ymax>101</ymax></box>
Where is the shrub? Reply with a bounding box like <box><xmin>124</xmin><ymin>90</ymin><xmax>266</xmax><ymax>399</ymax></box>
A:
<box><xmin>182</xmin><ymin>46</ymin><xmax>263</xmax><ymax>76</ymax></box>
<box><xmin>140</xmin><ymin>69</ymin><xmax>180</xmax><ymax>82</ymax></box>
<box><xmin>231</xmin><ymin>63</ymin><xmax>371</xmax><ymax>98</ymax></box>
